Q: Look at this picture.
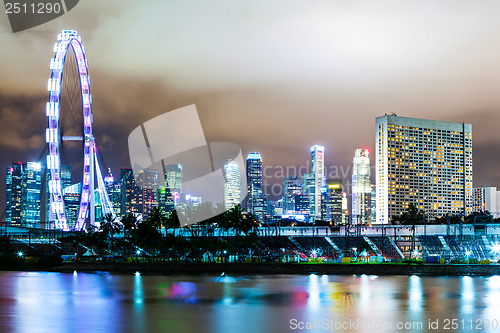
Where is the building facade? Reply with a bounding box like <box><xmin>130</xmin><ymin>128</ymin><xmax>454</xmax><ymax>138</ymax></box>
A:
<box><xmin>326</xmin><ymin>179</ymin><xmax>344</xmax><ymax>224</ymax></box>
<box><xmin>376</xmin><ymin>115</ymin><xmax>473</xmax><ymax>223</ymax></box>
<box><xmin>310</xmin><ymin>145</ymin><xmax>325</xmax><ymax>221</ymax></box>
<box><xmin>283</xmin><ymin>176</ymin><xmax>302</xmax><ymax>215</ymax></box>
<box><xmin>473</xmin><ymin>187</ymin><xmax>500</xmax><ymax>218</ymax></box>
<box><xmin>352</xmin><ymin>149</ymin><xmax>371</xmax><ymax>224</ymax></box>
<box><xmin>6</xmin><ymin>162</ymin><xmax>42</xmax><ymax>228</ymax></box>
<box><xmin>246</xmin><ymin>153</ymin><xmax>265</xmax><ymax>221</ymax></box>
<box><xmin>224</xmin><ymin>160</ymin><xmax>242</xmax><ymax>210</ymax></box>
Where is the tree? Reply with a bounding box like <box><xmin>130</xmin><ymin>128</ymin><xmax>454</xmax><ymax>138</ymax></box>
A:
<box><xmin>148</xmin><ymin>206</ymin><xmax>168</xmax><ymax>229</ymax></box>
<box><xmin>100</xmin><ymin>213</ymin><xmax>123</xmax><ymax>255</ymax></box>
<box><xmin>392</xmin><ymin>204</ymin><xmax>425</xmax><ymax>260</ymax></box>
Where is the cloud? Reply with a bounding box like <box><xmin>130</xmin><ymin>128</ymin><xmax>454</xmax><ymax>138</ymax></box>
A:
<box><xmin>0</xmin><ymin>94</ymin><xmax>45</xmax><ymax>150</ymax></box>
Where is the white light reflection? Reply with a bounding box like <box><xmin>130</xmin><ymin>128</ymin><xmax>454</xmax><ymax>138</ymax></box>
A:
<box><xmin>484</xmin><ymin>275</ymin><xmax>500</xmax><ymax>319</ymax></box>
<box><xmin>307</xmin><ymin>274</ymin><xmax>320</xmax><ymax>309</ymax></box>
<box><xmin>134</xmin><ymin>272</ymin><xmax>143</xmax><ymax>305</ymax></box>
<box><xmin>460</xmin><ymin>276</ymin><xmax>475</xmax><ymax>315</ymax></box>
<box><xmin>409</xmin><ymin>275</ymin><xmax>422</xmax><ymax>312</ymax></box>
<box><xmin>359</xmin><ymin>274</ymin><xmax>370</xmax><ymax>310</ymax></box>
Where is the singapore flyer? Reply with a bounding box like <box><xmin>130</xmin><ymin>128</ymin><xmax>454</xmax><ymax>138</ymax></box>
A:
<box><xmin>46</xmin><ymin>30</ymin><xmax>114</xmax><ymax>231</ymax></box>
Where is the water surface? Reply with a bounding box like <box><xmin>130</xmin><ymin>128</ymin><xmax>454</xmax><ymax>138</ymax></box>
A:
<box><xmin>1</xmin><ymin>272</ymin><xmax>499</xmax><ymax>332</ymax></box>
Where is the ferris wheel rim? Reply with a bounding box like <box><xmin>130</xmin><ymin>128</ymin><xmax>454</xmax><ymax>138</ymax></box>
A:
<box><xmin>46</xmin><ymin>30</ymin><xmax>93</xmax><ymax>231</ymax></box>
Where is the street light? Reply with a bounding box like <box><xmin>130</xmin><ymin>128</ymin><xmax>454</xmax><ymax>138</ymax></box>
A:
<box><xmin>17</xmin><ymin>251</ymin><xmax>24</xmax><ymax>257</ymax></box>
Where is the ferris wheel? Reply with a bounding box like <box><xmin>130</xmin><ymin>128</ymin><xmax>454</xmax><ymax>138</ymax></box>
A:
<box><xmin>46</xmin><ymin>30</ymin><xmax>115</xmax><ymax>231</ymax></box>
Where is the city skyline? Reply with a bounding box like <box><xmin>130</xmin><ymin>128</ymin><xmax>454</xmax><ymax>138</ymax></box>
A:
<box><xmin>2</xmin><ymin>1</ymin><xmax>500</xmax><ymax>215</ymax></box>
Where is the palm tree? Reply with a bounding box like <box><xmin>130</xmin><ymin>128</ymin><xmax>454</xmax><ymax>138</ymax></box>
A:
<box><xmin>100</xmin><ymin>213</ymin><xmax>122</xmax><ymax>255</ymax></box>
<box><xmin>392</xmin><ymin>203</ymin><xmax>425</xmax><ymax>260</ymax></box>
<box><xmin>148</xmin><ymin>206</ymin><xmax>167</xmax><ymax>230</ymax></box>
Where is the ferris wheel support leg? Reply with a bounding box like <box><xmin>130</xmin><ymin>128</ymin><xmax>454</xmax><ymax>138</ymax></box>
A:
<box><xmin>89</xmin><ymin>139</ymin><xmax>95</xmax><ymax>231</ymax></box>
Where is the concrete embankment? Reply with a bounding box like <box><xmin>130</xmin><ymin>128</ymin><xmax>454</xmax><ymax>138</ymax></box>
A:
<box><xmin>46</xmin><ymin>262</ymin><xmax>500</xmax><ymax>276</ymax></box>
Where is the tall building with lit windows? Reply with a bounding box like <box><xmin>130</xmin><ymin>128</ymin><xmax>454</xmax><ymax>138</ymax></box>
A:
<box><xmin>6</xmin><ymin>163</ymin><xmax>23</xmax><ymax>226</ymax></box>
<box><xmin>352</xmin><ymin>149</ymin><xmax>371</xmax><ymax>224</ymax></box>
<box><xmin>224</xmin><ymin>160</ymin><xmax>242</xmax><ymax>210</ymax></box>
<box><xmin>246</xmin><ymin>153</ymin><xmax>265</xmax><ymax>220</ymax></box>
<box><xmin>310</xmin><ymin>145</ymin><xmax>325</xmax><ymax>221</ymax></box>
<box><xmin>376</xmin><ymin>115</ymin><xmax>473</xmax><ymax>224</ymax></box>
<box><xmin>6</xmin><ymin>162</ymin><xmax>42</xmax><ymax>228</ymax></box>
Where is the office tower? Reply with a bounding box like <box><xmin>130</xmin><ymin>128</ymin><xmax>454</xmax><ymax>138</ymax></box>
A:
<box><xmin>321</xmin><ymin>186</ymin><xmax>329</xmax><ymax>221</ymax></box>
<box><xmin>310</xmin><ymin>145</ymin><xmax>325</xmax><ymax>221</ymax></box>
<box><xmin>6</xmin><ymin>163</ymin><xmax>23</xmax><ymax>226</ymax></box>
<box><xmin>342</xmin><ymin>192</ymin><xmax>349</xmax><ymax>224</ymax></box>
<box><xmin>371</xmin><ymin>184</ymin><xmax>377</xmax><ymax>223</ymax></box>
<box><xmin>294</xmin><ymin>194</ymin><xmax>310</xmax><ymax>216</ymax></box>
<box><xmin>104</xmin><ymin>170</ymin><xmax>121</xmax><ymax>217</ymax></box>
<box><xmin>326</xmin><ymin>179</ymin><xmax>343</xmax><ymax>224</ymax></box>
<box><xmin>283</xmin><ymin>176</ymin><xmax>303</xmax><ymax>214</ymax></box>
<box><xmin>159</xmin><ymin>164</ymin><xmax>182</xmax><ymax>213</ymax></box>
<box><xmin>252</xmin><ymin>193</ymin><xmax>268</xmax><ymax>222</ymax></box>
<box><xmin>136</xmin><ymin>168</ymin><xmax>159</xmax><ymax>220</ymax></box>
<box><xmin>303</xmin><ymin>173</ymin><xmax>315</xmax><ymax>220</ymax></box>
<box><xmin>165</xmin><ymin>164</ymin><xmax>182</xmax><ymax>198</ymax></box>
<box><xmin>45</xmin><ymin>164</ymin><xmax>71</xmax><ymax>224</ymax></box>
<box><xmin>224</xmin><ymin>160</ymin><xmax>242</xmax><ymax>210</ymax></box>
<box><xmin>6</xmin><ymin>162</ymin><xmax>42</xmax><ymax>228</ymax></box>
<box><xmin>352</xmin><ymin>149</ymin><xmax>371</xmax><ymax>224</ymax></box>
<box><xmin>246</xmin><ymin>153</ymin><xmax>265</xmax><ymax>220</ymax></box>
<box><xmin>21</xmin><ymin>162</ymin><xmax>42</xmax><ymax>228</ymax></box>
<box><xmin>63</xmin><ymin>183</ymin><xmax>81</xmax><ymax>230</ymax></box>
<box><xmin>120</xmin><ymin>168</ymin><xmax>140</xmax><ymax>216</ymax></box>
<box><xmin>472</xmin><ymin>187</ymin><xmax>498</xmax><ymax>217</ymax></box>
<box><xmin>376</xmin><ymin>115</ymin><xmax>473</xmax><ymax>223</ymax></box>
<box><xmin>6</xmin><ymin>164</ymin><xmax>21</xmax><ymax>225</ymax></box>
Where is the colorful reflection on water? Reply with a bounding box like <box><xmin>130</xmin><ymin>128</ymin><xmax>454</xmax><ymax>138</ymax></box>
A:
<box><xmin>0</xmin><ymin>272</ymin><xmax>499</xmax><ymax>332</ymax></box>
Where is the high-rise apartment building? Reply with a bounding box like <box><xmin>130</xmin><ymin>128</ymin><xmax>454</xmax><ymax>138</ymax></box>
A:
<box><xmin>310</xmin><ymin>145</ymin><xmax>325</xmax><ymax>221</ymax></box>
<box><xmin>224</xmin><ymin>160</ymin><xmax>242</xmax><ymax>210</ymax></box>
<box><xmin>352</xmin><ymin>149</ymin><xmax>371</xmax><ymax>224</ymax></box>
<box><xmin>376</xmin><ymin>115</ymin><xmax>473</xmax><ymax>223</ymax></box>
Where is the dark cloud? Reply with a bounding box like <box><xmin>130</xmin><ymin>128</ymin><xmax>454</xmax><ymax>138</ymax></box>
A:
<box><xmin>2</xmin><ymin>0</ymin><xmax>500</xmax><ymax>213</ymax></box>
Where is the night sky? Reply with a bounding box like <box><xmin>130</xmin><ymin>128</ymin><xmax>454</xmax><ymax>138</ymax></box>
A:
<box><xmin>2</xmin><ymin>0</ymin><xmax>500</xmax><ymax>213</ymax></box>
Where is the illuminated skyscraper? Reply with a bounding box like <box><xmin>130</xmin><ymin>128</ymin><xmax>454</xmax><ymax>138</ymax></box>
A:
<box><xmin>326</xmin><ymin>179</ymin><xmax>343</xmax><ymax>224</ymax></box>
<box><xmin>136</xmin><ymin>168</ymin><xmax>159</xmax><ymax>220</ymax></box>
<box><xmin>472</xmin><ymin>187</ymin><xmax>499</xmax><ymax>217</ymax></box>
<box><xmin>376</xmin><ymin>115</ymin><xmax>473</xmax><ymax>223</ymax></box>
<box><xmin>45</xmin><ymin>164</ymin><xmax>71</xmax><ymax>224</ymax></box>
<box><xmin>6</xmin><ymin>163</ymin><xmax>22</xmax><ymax>226</ymax></box>
<box><xmin>224</xmin><ymin>160</ymin><xmax>242</xmax><ymax>210</ymax></box>
<box><xmin>160</xmin><ymin>164</ymin><xmax>182</xmax><ymax>212</ymax></box>
<box><xmin>6</xmin><ymin>162</ymin><xmax>42</xmax><ymax>228</ymax></box>
<box><xmin>21</xmin><ymin>162</ymin><xmax>42</xmax><ymax>228</ymax></box>
<box><xmin>352</xmin><ymin>149</ymin><xmax>371</xmax><ymax>224</ymax></box>
<box><xmin>63</xmin><ymin>183</ymin><xmax>81</xmax><ymax>230</ymax></box>
<box><xmin>104</xmin><ymin>170</ymin><xmax>121</xmax><ymax>217</ymax></box>
<box><xmin>342</xmin><ymin>192</ymin><xmax>349</xmax><ymax>224</ymax></box>
<box><xmin>310</xmin><ymin>145</ymin><xmax>325</xmax><ymax>221</ymax></box>
<box><xmin>120</xmin><ymin>168</ymin><xmax>140</xmax><ymax>216</ymax></box>
<box><xmin>165</xmin><ymin>164</ymin><xmax>182</xmax><ymax>197</ymax></box>
<box><xmin>283</xmin><ymin>176</ymin><xmax>302</xmax><ymax>214</ymax></box>
<box><xmin>246</xmin><ymin>153</ymin><xmax>265</xmax><ymax>221</ymax></box>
